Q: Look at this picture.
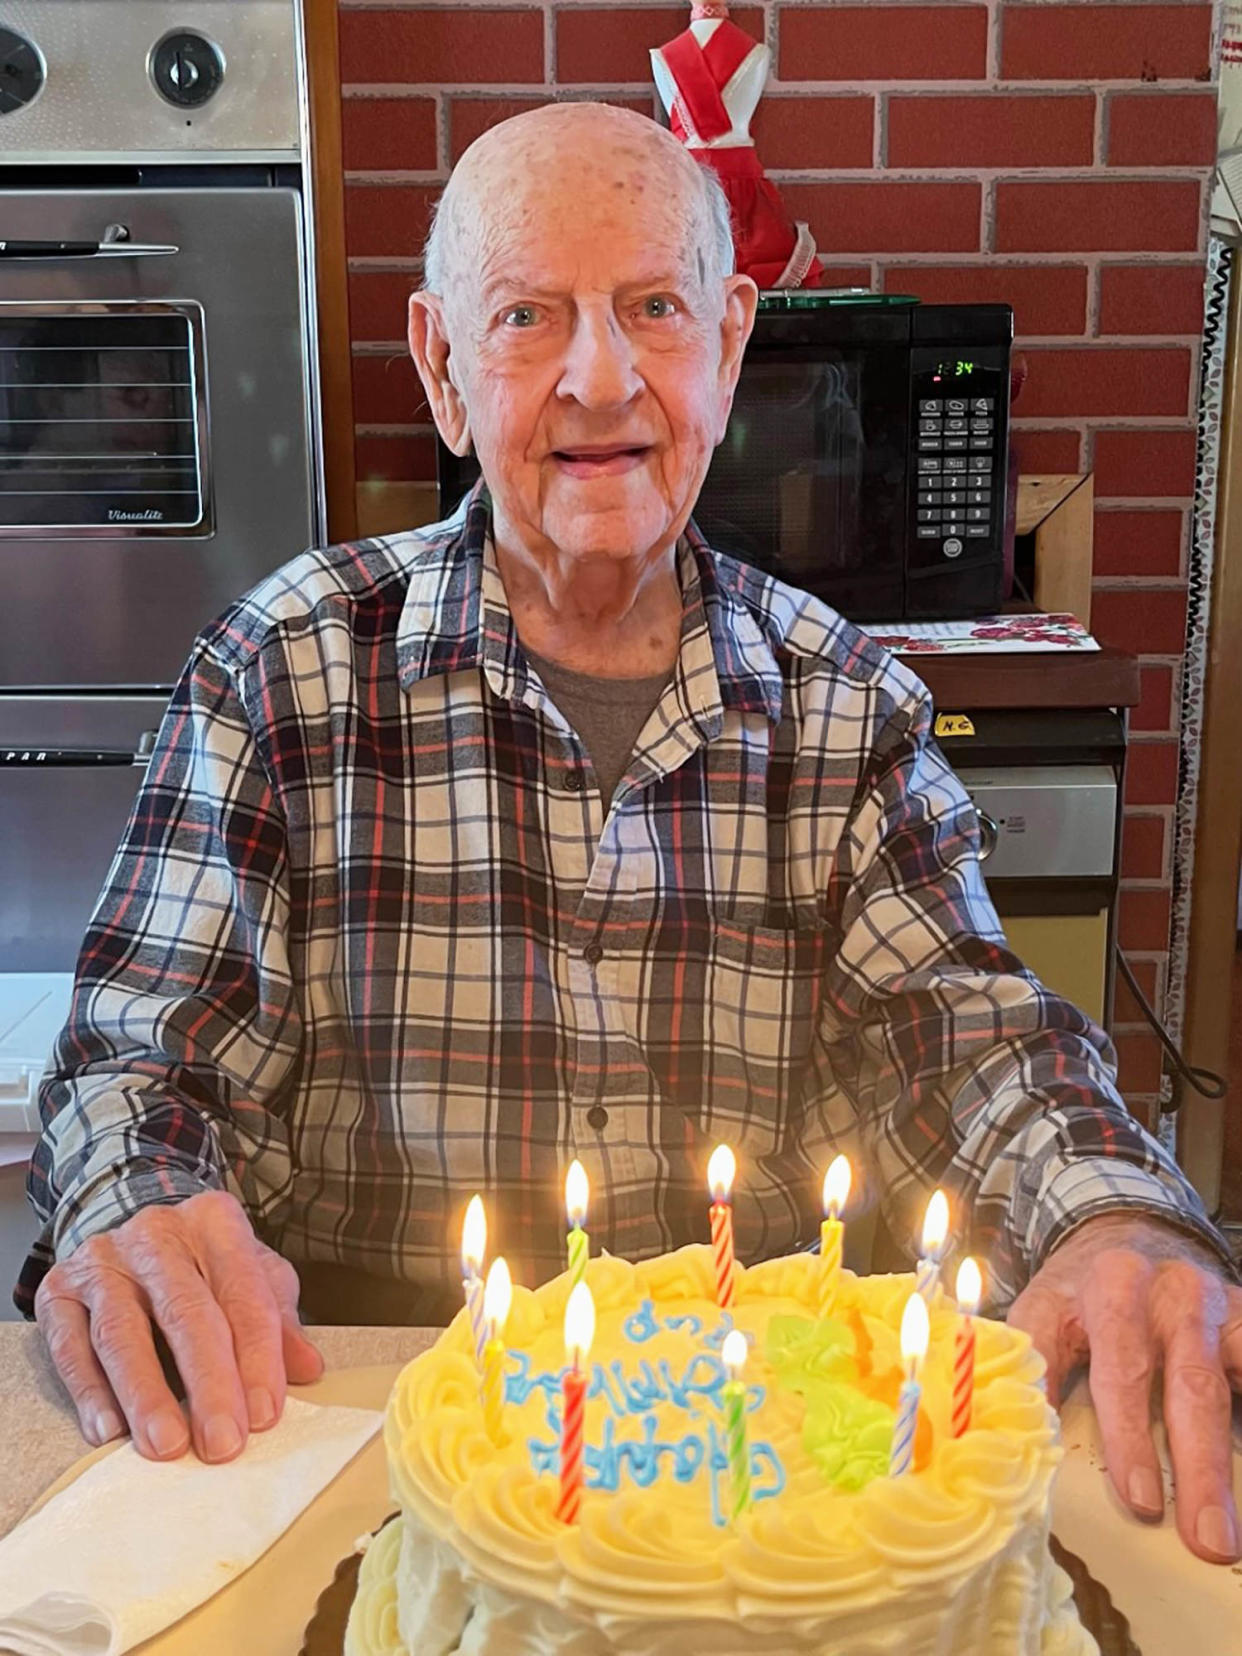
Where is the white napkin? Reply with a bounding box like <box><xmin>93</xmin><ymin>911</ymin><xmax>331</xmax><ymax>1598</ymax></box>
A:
<box><xmin>0</xmin><ymin>1398</ymin><xmax>381</xmax><ymax>1656</ymax></box>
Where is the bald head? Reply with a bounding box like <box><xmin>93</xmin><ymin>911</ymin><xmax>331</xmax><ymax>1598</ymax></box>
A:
<box><xmin>423</xmin><ymin>102</ymin><xmax>734</xmax><ymax>305</ymax></box>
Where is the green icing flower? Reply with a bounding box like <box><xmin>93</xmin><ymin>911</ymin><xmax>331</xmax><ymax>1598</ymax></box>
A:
<box><xmin>765</xmin><ymin>1315</ymin><xmax>894</xmax><ymax>1492</ymax></box>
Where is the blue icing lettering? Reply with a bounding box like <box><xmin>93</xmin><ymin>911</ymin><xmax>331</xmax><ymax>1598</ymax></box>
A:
<box><xmin>674</xmin><ymin>1432</ymin><xmax>706</xmax><ymax>1482</ymax></box>
<box><xmin>702</xmin><ymin>1313</ymin><xmax>735</xmax><ymax>1350</ymax></box>
<box><xmin>623</xmin><ymin>1299</ymin><xmax>660</xmax><ymax>1343</ymax></box>
<box><xmin>505</xmin><ymin>1350</ymin><xmax>561</xmax><ymax>1408</ymax></box>
<box><xmin>664</xmin><ymin>1312</ymin><xmax>703</xmax><ymax>1337</ymax></box>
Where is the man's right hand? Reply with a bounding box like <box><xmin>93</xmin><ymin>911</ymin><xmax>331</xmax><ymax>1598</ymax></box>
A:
<box><xmin>33</xmin><ymin>1189</ymin><xmax>324</xmax><ymax>1463</ymax></box>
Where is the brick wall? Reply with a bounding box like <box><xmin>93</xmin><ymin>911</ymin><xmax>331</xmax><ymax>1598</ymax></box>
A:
<box><xmin>338</xmin><ymin>0</ymin><xmax>1220</xmax><ymax>1114</ymax></box>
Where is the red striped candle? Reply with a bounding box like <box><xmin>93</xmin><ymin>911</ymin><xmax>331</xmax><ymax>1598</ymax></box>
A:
<box><xmin>707</xmin><ymin>1145</ymin><xmax>737</xmax><ymax>1309</ymax></box>
<box><xmin>952</xmin><ymin>1257</ymin><xmax>982</xmax><ymax>1438</ymax></box>
<box><xmin>557</xmin><ymin>1281</ymin><xmax>595</xmax><ymax>1524</ymax></box>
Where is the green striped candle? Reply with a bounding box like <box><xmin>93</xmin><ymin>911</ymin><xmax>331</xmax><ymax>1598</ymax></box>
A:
<box><xmin>566</xmin><ymin>1158</ymin><xmax>590</xmax><ymax>1288</ymax></box>
<box><xmin>721</xmin><ymin>1329</ymin><xmax>751</xmax><ymax>1519</ymax></box>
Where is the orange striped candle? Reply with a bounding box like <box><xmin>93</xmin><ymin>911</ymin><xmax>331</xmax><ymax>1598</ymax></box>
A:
<box><xmin>952</xmin><ymin>1257</ymin><xmax>982</xmax><ymax>1438</ymax></box>
<box><xmin>557</xmin><ymin>1282</ymin><xmax>595</xmax><ymax>1524</ymax></box>
<box><xmin>707</xmin><ymin>1145</ymin><xmax>737</xmax><ymax>1309</ymax></box>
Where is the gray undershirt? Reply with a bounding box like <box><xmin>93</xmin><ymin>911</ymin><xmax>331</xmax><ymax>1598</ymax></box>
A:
<box><xmin>527</xmin><ymin>650</ymin><xmax>672</xmax><ymax>807</ymax></box>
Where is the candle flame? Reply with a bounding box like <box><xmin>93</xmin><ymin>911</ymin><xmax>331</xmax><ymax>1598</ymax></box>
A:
<box><xmin>921</xmin><ymin>1188</ymin><xmax>949</xmax><ymax>1258</ymax></box>
<box><xmin>461</xmin><ymin>1194</ymin><xmax>487</xmax><ymax>1276</ymax></box>
<box><xmin>565</xmin><ymin>1158</ymin><xmax>589</xmax><ymax>1228</ymax></box>
<box><xmin>483</xmin><ymin>1255</ymin><xmax>512</xmax><ymax>1337</ymax></box>
<box><xmin>955</xmin><ymin>1256</ymin><xmax>982</xmax><ymax>1315</ymax></box>
<box><xmin>822</xmin><ymin>1153</ymin><xmax>852</xmax><ymax>1218</ymax></box>
<box><xmin>564</xmin><ymin>1280</ymin><xmax>596</xmax><ymax>1367</ymax></box>
<box><xmin>721</xmin><ymin>1328</ymin><xmax>748</xmax><ymax>1380</ymax></box>
<box><xmin>900</xmin><ymin>1291</ymin><xmax>930</xmax><ymax>1370</ymax></box>
<box><xmin>707</xmin><ymin>1144</ymin><xmax>736</xmax><ymax>1203</ymax></box>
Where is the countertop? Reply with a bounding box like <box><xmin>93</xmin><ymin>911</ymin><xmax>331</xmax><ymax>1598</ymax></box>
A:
<box><xmin>2</xmin><ymin>1320</ymin><xmax>1240</xmax><ymax>1652</ymax></box>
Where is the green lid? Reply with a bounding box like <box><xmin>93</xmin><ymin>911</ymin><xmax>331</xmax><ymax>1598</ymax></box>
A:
<box><xmin>757</xmin><ymin>290</ymin><xmax>921</xmax><ymax>311</ymax></box>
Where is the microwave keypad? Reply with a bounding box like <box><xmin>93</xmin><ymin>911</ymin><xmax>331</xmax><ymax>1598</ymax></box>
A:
<box><xmin>915</xmin><ymin>395</ymin><xmax>996</xmax><ymax>555</ymax></box>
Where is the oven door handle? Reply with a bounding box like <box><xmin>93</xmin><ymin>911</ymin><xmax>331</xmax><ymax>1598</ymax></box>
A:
<box><xmin>0</xmin><ymin>239</ymin><xmax>179</xmax><ymax>259</ymax></box>
<box><xmin>3</xmin><ymin>733</ymin><xmax>158</xmax><ymax>767</ymax></box>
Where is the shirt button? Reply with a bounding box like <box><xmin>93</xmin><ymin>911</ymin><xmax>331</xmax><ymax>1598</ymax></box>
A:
<box><xmin>564</xmin><ymin>769</ymin><xmax>585</xmax><ymax>792</ymax></box>
<box><xmin>582</xmin><ymin>941</ymin><xmax>604</xmax><ymax>965</ymax></box>
<box><xmin>586</xmin><ymin>1105</ymin><xmax>609</xmax><ymax>1130</ymax></box>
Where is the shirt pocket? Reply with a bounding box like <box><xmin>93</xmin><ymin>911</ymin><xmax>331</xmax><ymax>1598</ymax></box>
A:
<box><xmin>618</xmin><ymin>914</ymin><xmax>830</xmax><ymax>1143</ymax></box>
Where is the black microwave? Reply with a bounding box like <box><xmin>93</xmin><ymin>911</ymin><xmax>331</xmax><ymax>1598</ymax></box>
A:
<box><xmin>436</xmin><ymin>295</ymin><xmax>1013</xmax><ymax>622</ymax></box>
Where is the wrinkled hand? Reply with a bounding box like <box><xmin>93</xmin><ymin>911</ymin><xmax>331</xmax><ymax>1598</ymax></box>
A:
<box><xmin>34</xmin><ymin>1189</ymin><xmax>323</xmax><ymax>1463</ymax></box>
<box><xmin>1009</xmin><ymin>1212</ymin><xmax>1242</xmax><ymax>1563</ymax></box>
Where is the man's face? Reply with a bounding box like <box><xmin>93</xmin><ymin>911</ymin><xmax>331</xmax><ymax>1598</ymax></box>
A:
<box><xmin>409</xmin><ymin>126</ymin><xmax>758</xmax><ymax>571</ymax></box>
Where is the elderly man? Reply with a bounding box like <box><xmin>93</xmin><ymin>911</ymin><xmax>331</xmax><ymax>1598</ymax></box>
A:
<box><xmin>19</xmin><ymin>104</ymin><xmax>1241</xmax><ymax>1563</ymax></box>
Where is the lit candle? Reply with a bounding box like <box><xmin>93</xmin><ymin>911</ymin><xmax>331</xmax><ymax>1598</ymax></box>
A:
<box><xmin>721</xmin><ymin>1328</ymin><xmax>751</xmax><ymax>1518</ymax></box>
<box><xmin>889</xmin><ymin>1291</ymin><xmax>930</xmax><ymax>1478</ymax></box>
<box><xmin>556</xmin><ymin>1281</ymin><xmax>595</xmax><ymax>1524</ymax></box>
<box><xmin>480</xmin><ymin>1256</ymin><xmax>512</xmax><ymax>1446</ymax></box>
<box><xmin>565</xmin><ymin>1158</ymin><xmax>590</xmax><ymax>1290</ymax></box>
<box><xmin>915</xmin><ymin>1188</ymin><xmax>949</xmax><ymax>1304</ymax></box>
<box><xmin>707</xmin><ymin>1145</ymin><xmax>737</xmax><ymax>1309</ymax></box>
<box><xmin>818</xmin><ymin>1153</ymin><xmax>851</xmax><ymax>1318</ymax></box>
<box><xmin>952</xmin><ymin>1257</ymin><xmax>982</xmax><ymax>1438</ymax></box>
<box><xmin>461</xmin><ymin>1194</ymin><xmax>488</xmax><ymax>1370</ymax></box>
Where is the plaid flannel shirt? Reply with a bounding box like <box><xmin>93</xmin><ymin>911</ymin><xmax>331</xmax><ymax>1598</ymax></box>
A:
<box><xmin>17</xmin><ymin>485</ymin><xmax>1224</xmax><ymax>1315</ymax></box>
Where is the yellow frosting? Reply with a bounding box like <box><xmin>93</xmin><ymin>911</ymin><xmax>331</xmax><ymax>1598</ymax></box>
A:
<box><xmin>381</xmin><ymin>1245</ymin><xmax>1063</xmax><ymax>1630</ymax></box>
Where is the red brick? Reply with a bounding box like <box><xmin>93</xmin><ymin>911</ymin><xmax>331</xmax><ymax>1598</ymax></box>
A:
<box><xmin>1131</xmin><ymin>664</ymin><xmax>1178</xmax><ymax>733</ymax></box>
<box><xmin>888</xmin><ymin>94</ymin><xmax>1094</xmax><ymax>168</ymax></box>
<box><xmin>1010</xmin><ymin>428</ymin><xmax>1082</xmax><ymax>472</ymax></box>
<box><xmin>778</xmin><ymin>6</ymin><xmax>988</xmax><ymax>81</ymax></box>
<box><xmin>1019</xmin><ymin>347</ymin><xmax>1191</xmax><ymax>418</ymax></box>
<box><xmin>1092</xmin><ymin>428</ymin><xmax>1197</xmax><ymax>498</ymax></box>
<box><xmin>1120</xmin><ymin>817</ymin><xmax>1167</xmax><ymax>882</ymax></box>
<box><xmin>341</xmin><ymin>96</ymin><xmax>437</xmax><ymax>173</ymax></box>
<box><xmin>1107</xmin><ymin>91</ymin><xmax>1219</xmax><ymax>168</ymax></box>
<box><xmin>1114</xmin><ymin>1028</ymin><xmax>1164</xmax><ymax>1094</ymax></box>
<box><xmin>752</xmin><ymin>95</ymin><xmax>875</xmax><ymax>170</ymax></box>
<box><xmin>1098</xmin><ymin>264</ymin><xmax>1206</xmax><ymax>336</ymax></box>
<box><xmin>1091</xmin><ymin>586</ymin><xmax>1186</xmax><ymax>654</ymax></box>
<box><xmin>1118</xmin><ymin>885</ymin><xmax>1173</xmax><ymax>953</ymax></box>
<box><xmin>807</xmin><ymin>265</ymin><xmax>876</xmax><ymax>290</ymax></box>
<box><xmin>995</xmin><ymin>180</ymin><xmax>1202</xmax><ymax>254</ymax></box>
<box><xmin>351</xmin><ymin>353</ymin><xmax>427</xmax><ymax>426</ymax></box>
<box><xmin>344</xmin><ymin>185</ymin><xmax>440</xmax><ymax>259</ymax></box>
<box><xmin>557</xmin><ymin>7</ymin><xmax>762</xmax><ymax>82</ymax></box>
<box><xmin>349</xmin><ymin>271</ymin><xmax>417</xmax><ymax>342</ymax></box>
<box><xmin>882</xmin><ymin>263</ymin><xmax>1087</xmax><ymax>335</ymax></box>
<box><xmin>1113</xmin><ymin>953</ymin><xmax>1163</xmax><ymax>1021</ymax></box>
<box><xmin>1124</xmin><ymin>739</ymin><xmax>1180</xmax><ymax>806</ymax></box>
<box><xmin>340</xmin><ymin>9</ymin><xmax>544</xmax><ymax>84</ymax></box>
<box><xmin>1093</xmin><ymin>509</ymin><xmax>1185</xmax><ymax>578</ymax></box>
<box><xmin>450</xmin><ymin>95</ymin><xmax>655</xmax><ymax>162</ymax></box>
<box><xmin>1000</xmin><ymin>5</ymin><xmax>1213</xmax><ymax>82</ymax></box>
<box><xmin>780</xmin><ymin>182</ymin><xmax>981</xmax><ymax>253</ymax></box>
<box><xmin>355</xmin><ymin>431</ymin><xmax>437</xmax><ymax>483</ymax></box>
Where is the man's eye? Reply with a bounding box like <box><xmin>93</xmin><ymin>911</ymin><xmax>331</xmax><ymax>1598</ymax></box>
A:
<box><xmin>642</xmin><ymin>296</ymin><xmax>677</xmax><ymax>319</ymax></box>
<box><xmin>501</xmin><ymin>305</ymin><xmax>538</xmax><ymax>328</ymax></box>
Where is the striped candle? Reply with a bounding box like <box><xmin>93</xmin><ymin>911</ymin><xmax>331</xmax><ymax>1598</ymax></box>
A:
<box><xmin>915</xmin><ymin>1188</ymin><xmax>949</xmax><ymax>1305</ymax></box>
<box><xmin>557</xmin><ymin>1282</ymin><xmax>595</xmax><ymax>1525</ymax></box>
<box><xmin>565</xmin><ymin>1159</ymin><xmax>590</xmax><ymax>1290</ymax></box>
<box><xmin>818</xmin><ymin>1154</ymin><xmax>851</xmax><ymax>1318</ymax></box>
<box><xmin>707</xmin><ymin>1145</ymin><xmax>737</xmax><ymax>1310</ymax></box>
<box><xmin>460</xmin><ymin>1194</ymin><xmax>488</xmax><ymax>1369</ymax></box>
<box><xmin>889</xmin><ymin>1292</ymin><xmax>930</xmax><ymax>1478</ymax></box>
<box><xmin>481</xmin><ymin>1257</ymin><xmax>512</xmax><ymax>1446</ymax></box>
<box><xmin>721</xmin><ymin>1329</ymin><xmax>751</xmax><ymax>1518</ymax></box>
<box><xmin>952</xmin><ymin>1257</ymin><xmax>982</xmax><ymax>1438</ymax></box>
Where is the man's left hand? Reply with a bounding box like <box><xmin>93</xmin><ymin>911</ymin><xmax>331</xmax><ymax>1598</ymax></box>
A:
<box><xmin>1008</xmin><ymin>1212</ymin><xmax>1242</xmax><ymax>1563</ymax></box>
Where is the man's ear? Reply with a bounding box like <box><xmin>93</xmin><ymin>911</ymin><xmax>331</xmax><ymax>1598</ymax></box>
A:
<box><xmin>713</xmin><ymin>274</ymin><xmax>759</xmax><ymax>444</ymax></box>
<box><xmin>408</xmin><ymin>291</ymin><xmax>472</xmax><ymax>456</ymax></box>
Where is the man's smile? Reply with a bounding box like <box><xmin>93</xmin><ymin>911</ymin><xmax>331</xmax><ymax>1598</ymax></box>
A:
<box><xmin>550</xmin><ymin>444</ymin><xmax>652</xmax><ymax>478</ymax></box>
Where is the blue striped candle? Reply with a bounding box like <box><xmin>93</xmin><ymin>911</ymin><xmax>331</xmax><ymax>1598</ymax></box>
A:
<box><xmin>889</xmin><ymin>1292</ymin><xmax>930</xmax><ymax>1478</ymax></box>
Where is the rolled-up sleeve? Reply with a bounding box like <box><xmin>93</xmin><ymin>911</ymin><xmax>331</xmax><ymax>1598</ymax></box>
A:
<box><xmin>821</xmin><ymin>686</ymin><xmax>1229</xmax><ymax>1306</ymax></box>
<box><xmin>16</xmin><ymin>636</ymin><xmax>302</xmax><ymax>1314</ymax></box>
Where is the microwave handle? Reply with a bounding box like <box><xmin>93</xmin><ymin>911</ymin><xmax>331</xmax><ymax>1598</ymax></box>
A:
<box><xmin>3</xmin><ymin>731</ymin><xmax>158</xmax><ymax>767</ymax></box>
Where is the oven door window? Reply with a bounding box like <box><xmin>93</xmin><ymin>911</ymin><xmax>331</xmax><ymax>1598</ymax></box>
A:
<box><xmin>0</xmin><ymin>302</ymin><xmax>211</xmax><ymax>534</ymax></box>
<box><xmin>694</xmin><ymin>346</ymin><xmax>908</xmax><ymax>591</ymax></box>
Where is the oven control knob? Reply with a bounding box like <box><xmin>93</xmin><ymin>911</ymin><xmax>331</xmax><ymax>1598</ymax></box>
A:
<box><xmin>0</xmin><ymin>27</ymin><xmax>45</xmax><ymax>115</ymax></box>
<box><xmin>150</xmin><ymin>30</ymin><xmax>224</xmax><ymax>108</ymax></box>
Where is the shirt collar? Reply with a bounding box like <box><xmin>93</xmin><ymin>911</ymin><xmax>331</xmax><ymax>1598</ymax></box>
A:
<box><xmin>395</xmin><ymin>480</ymin><xmax>783</xmax><ymax>724</ymax></box>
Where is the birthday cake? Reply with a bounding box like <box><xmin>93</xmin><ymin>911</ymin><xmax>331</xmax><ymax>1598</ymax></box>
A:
<box><xmin>344</xmin><ymin>1246</ymin><xmax>1097</xmax><ymax>1656</ymax></box>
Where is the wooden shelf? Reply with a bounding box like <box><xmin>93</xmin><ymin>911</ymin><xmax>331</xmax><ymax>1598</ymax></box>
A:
<box><xmin>1016</xmin><ymin>472</ymin><xmax>1094</xmax><ymax>626</ymax></box>
<box><xmin>907</xmin><ymin>645</ymin><xmax>1140</xmax><ymax>711</ymax></box>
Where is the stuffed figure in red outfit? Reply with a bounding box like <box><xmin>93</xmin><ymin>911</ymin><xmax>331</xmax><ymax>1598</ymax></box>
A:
<box><xmin>651</xmin><ymin>2</ymin><xmax>822</xmax><ymax>289</ymax></box>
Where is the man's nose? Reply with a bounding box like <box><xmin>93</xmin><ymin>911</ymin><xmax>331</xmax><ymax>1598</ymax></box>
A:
<box><xmin>557</xmin><ymin>308</ymin><xmax>643</xmax><ymax>409</ymax></box>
